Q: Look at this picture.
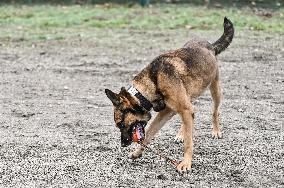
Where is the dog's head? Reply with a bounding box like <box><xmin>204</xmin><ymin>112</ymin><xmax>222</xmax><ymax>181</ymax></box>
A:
<box><xmin>105</xmin><ymin>87</ymin><xmax>151</xmax><ymax>147</ymax></box>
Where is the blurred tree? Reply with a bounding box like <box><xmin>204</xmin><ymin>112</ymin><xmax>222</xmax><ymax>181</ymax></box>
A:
<box><xmin>139</xmin><ymin>0</ymin><xmax>150</xmax><ymax>7</ymax></box>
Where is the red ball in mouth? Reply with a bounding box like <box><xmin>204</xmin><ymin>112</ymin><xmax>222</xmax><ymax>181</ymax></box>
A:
<box><xmin>132</xmin><ymin>122</ymin><xmax>146</xmax><ymax>143</ymax></box>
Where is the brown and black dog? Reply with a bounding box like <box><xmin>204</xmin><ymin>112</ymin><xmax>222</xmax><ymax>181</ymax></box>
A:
<box><xmin>105</xmin><ymin>17</ymin><xmax>234</xmax><ymax>173</ymax></box>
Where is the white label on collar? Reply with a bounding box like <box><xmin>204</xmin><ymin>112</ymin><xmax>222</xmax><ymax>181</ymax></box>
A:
<box><xmin>128</xmin><ymin>86</ymin><xmax>139</xmax><ymax>96</ymax></box>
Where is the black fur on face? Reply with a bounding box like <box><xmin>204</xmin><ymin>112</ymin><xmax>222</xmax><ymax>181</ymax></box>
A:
<box><xmin>115</xmin><ymin>107</ymin><xmax>151</xmax><ymax>147</ymax></box>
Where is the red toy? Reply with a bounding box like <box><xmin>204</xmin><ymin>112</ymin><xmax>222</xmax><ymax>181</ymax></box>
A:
<box><xmin>132</xmin><ymin>123</ymin><xmax>145</xmax><ymax>143</ymax></box>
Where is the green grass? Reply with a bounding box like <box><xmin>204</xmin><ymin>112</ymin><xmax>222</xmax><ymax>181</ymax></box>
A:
<box><xmin>0</xmin><ymin>4</ymin><xmax>283</xmax><ymax>40</ymax></box>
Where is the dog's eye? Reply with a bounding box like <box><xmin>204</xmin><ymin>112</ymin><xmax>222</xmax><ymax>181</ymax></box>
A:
<box><xmin>117</xmin><ymin>122</ymin><xmax>125</xmax><ymax>129</ymax></box>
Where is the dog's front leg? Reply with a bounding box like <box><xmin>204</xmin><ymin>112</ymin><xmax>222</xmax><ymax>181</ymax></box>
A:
<box><xmin>129</xmin><ymin>107</ymin><xmax>175</xmax><ymax>159</ymax></box>
<box><xmin>177</xmin><ymin>106</ymin><xmax>194</xmax><ymax>173</ymax></box>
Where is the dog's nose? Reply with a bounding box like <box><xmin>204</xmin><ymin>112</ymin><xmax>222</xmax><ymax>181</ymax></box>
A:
<box><xmin>121</xmin><ymin>142</ymin><xmax>128</xmax><ymax>147</ymax></box>
<box><xmin>121</xmin><ymin>138</ymin><xmax>131</xmax><ymax>147</ymax></box>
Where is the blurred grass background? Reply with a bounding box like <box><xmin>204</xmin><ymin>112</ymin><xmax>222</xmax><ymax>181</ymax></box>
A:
<box><xmin>0</xmin><ymin>0</ymin><xmax>283</xmax><ymax>41</ymax></box>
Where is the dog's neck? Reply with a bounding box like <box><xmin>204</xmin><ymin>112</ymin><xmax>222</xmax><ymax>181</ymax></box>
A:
<box><xmin>132</xmin><ymin>78</ymin><xmax>166</xmax><ymax>112</ymax></box>
<box><xmin>127</xmin><ymin>86</ymin><xmax>153</xmax><ymax>111</ymax></box>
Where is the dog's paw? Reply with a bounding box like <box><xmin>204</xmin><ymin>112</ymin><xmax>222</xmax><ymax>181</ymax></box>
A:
<box><xmin>176</xmin><ymin>160</ymin><xmax>192</xmax><ymax>173</ymax></box>
<box><xmin>174</xmin><ymin>134</ymin><xmax>184</xmax><ymax>143</ymax></box>
<box><xmin>212</xmin><ymin>130</ymin><xmax>222</xmax><ymax>139</ymax></box>
<box><xmin>128</xmin><ymin>150</ymin><xmax>143</xmax><ymax>160</ymax></box>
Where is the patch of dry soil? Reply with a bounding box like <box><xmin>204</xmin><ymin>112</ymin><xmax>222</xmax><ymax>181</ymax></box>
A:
<box><xmin>0</xmin><ymin>29</ymin><xmax>283</xmax><ymax>187</ymax></box>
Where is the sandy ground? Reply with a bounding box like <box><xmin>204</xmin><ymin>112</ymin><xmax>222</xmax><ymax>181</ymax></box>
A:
<box><xmin>0</xmin><ymin>29</ymin><xmax>283</xmax><ymax>187</ymax></box>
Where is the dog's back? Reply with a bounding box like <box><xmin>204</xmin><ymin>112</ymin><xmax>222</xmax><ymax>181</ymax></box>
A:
<box><xmin>134</xmin><ymin>17</ymin><xmax>234</xmax><ymax>101</ymax></box>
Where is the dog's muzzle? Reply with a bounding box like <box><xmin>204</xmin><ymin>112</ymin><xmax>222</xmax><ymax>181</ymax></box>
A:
<box><xmin>120</xmin><ymin>121</ymin><xmax>147</xmax><ymax>147</ymax></box>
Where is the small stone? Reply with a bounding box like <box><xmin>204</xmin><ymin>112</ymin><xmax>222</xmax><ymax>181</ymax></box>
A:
<box><xmin>39</xmin><ymin>51</ymin><xmax>46</xmax><ymax>55</ymax></box>
<box><xmin>157</xmin><ymin>174</ymin><xmax>167</xmax><ymax>180</ymax></box>
<box><xmin>238</xmin><ymin>108</ymin><xmax>244</xmax><ymax>112</ymax></box>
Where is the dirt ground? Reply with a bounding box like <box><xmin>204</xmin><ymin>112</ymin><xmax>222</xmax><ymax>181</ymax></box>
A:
<box><xmin>0</xmin><ymin>28</ymin><xmax>283</xmax><ymax>187</ymax></box>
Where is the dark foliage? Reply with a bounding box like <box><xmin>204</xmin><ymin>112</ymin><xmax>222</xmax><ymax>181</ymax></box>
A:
<box><xmin>1</xmin><ymin>0</ymin><xmax>282</xmax><ymax>9</ymax></box>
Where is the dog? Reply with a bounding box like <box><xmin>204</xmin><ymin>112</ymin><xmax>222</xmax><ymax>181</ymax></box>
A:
<box><xmin>105</xmin><ymin>17</ymin><xmax>234</xmax><ymax>173</ymax></box>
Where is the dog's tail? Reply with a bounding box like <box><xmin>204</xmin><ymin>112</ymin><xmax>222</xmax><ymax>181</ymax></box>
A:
<box><xmin>212</xmin><ymin>17</ymin><xmax>234</xmax><ymax>55</ymax></box>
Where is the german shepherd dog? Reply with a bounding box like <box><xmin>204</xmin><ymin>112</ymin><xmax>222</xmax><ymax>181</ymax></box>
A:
<box><xmin>105</xmin><ymin>17</ymin><xmax>234</xmax><ymax>173</ymax></box>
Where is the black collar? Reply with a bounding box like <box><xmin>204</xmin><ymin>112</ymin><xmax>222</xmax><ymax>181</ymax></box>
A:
<box><xmin>127</xmin><ymin>86</ymin><xmax>153</xmax><ymax>111</ymax></box>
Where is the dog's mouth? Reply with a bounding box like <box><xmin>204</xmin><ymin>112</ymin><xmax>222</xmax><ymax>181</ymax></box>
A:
<box><xmin>131</xmin><ymin>121</ymin><xmax>146</xmax><ymax>143</ymax></box>
<box><xmin>120</xmin><ymin>121</ymin><xmax>147</xmax><ymax>147</ymax></box>
<box><xmin>121</xmin><ymin>121</ymin><xmax>147</xmax><ymax>147</ymax></box>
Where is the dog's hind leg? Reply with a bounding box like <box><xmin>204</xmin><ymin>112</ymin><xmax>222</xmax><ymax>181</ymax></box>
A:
<box><xmin>129</xmin><ymin>107</ymin><xmax>175</xmax><ymax>159</ymax></box>
<box><xmin>210</xmin><ymin>75</ymin><xmax>222</xmax><ymax>139</ymax></box>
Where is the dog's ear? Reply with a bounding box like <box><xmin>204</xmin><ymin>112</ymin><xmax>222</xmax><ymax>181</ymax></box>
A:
<box><xmin>119</xmin><ymin>87</ymin><xmax>139</xmax><ymax>107</ymax></box>
<box><xmin>119</xmin><ymin>87</ymin><xmax>128</xmax><ymax>96</ymax></box>
<box><xmin>120</xmin><ymin>87</ymin><xmax>134</xmax><ymax>100</ymax></box>
<box><xmin>105</xmin><ymin>89</ymin><xmax>120</xmax><ymax>106</ymax></box>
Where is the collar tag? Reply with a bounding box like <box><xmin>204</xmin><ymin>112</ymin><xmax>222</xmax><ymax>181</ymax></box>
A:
<box><xmin>127</xmin><ymin>86</ymin><xmax>153</xmax><ymax>111</ymax></box>
<box><xmin>128</xmin><ymin>86</ymin><xmax>139</xmax><ymax>96</ymax></box>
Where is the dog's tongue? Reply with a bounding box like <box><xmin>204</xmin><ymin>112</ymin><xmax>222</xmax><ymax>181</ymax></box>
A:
<box><xmin>132</xmin><ymin>125</ymin><xmax>145</xmax><ymax>143</ymax></box>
